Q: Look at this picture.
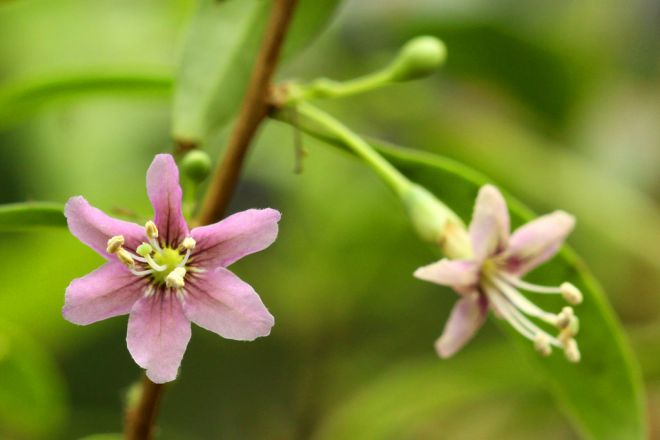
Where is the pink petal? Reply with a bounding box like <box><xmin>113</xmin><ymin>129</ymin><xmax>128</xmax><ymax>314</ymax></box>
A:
<box><xmin>503</xmin><ymin>211</ymin><xmax>575</xmax><ymax>276</ymax></box>
<box><xmin>183</xmin><ymin>267</ymin><xmax>274</xmax><ymax>341</ymax></box>
<box><xmin>191</xmin><ymin>208</ymin><xmax>281</xmax><ymax>268</ymax></box>
<box><xmin>63</xmin><ymin>262</ymin><xmax>145</xmax><ymax>325</ymax></box>
<box><xmin>146</xmin><ymin>154</ymin><xmax>189</xmax><ymax>245</ymax></box>
<box><xmin>413</xmin><ymin>259</ymin><xmax>479</xmax><ymax>291</ymax></box>
<box><xmin>126</xmin><ymin>293</ymin><xmax>191</xmax><ymax>383</ymax></box>
<box><xmin>435</xmin><ymin>292</ymin><xmax>488</xmax><ymax>358</ymax></box>
<box><xmin>469</xmin><ymin>185</ymin><xmax>510</xmax><ymax>262</ymax></box>
<box><xmin>65</xmin><ymin>196</ymin><xmax>145</xmax><ymax>258</ymax></box>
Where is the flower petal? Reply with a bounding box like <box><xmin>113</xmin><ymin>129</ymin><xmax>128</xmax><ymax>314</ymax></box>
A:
<box><xmin>435</xmin><ymin>292</ymin><xmax>488</xmax><ymax>358</ymax></box>
<box><xmin>503</xmin><ymin>210</ymin><xmax>575</xmax><ymax>276</ymax></box>
<box><xmin>65</xmin><ymin>196</ymin><xmax>145</xmax><ymax>258</ymax></box>
<box><xmin>63</xmin><ymin>262</ymin><xmax>145</xmax><ymax>325</ymax></box>
<box><xmin>191</xmin><ymin>208</ymin><xmax>281</xmax><ymax>268</ymax></box>
<box><xmin>469</xmin><ymin>185</ymin><xmax>510</xmax><ymax>261</ymax></box>
<box><xmin>146</xmin><ymin>154</ymin><xmax>188</xmax><ymax>245</ymax></box>
<box><xmin>183</xmin><ymin>267</ymin><xmax>274</xmax><ymax>341</ymax></box>
<box><xmin>413</xmin><ymin>259</ymin><xmax>479</xmax><ymax>290</ymax></box>
<box><xmin>126</xmin><ymin>293</ymin><xmax>191</xmax><ymax>384</ymax></box>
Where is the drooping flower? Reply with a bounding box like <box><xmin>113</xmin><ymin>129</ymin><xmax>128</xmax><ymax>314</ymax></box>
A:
<box><xmin>414</xmin><ymin>185</ymin><xmax>582</xmax><ymax>362</ymax></box>
<box><xmin>63</xmin><ymin>154</ymin><xmax>280</xmax><ymax>383</ymax></box>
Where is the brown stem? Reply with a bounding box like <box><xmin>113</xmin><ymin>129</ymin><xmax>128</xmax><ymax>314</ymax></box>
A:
<box><xmin>124</xmin><ymin>377</ymin><xmax>164</xmax><ymax>440</ymax></box>
<box><xmin>123</xmin><ymin>1</ymin><xmax>298</xmax><ymax>438</ymax></box>
<box><xmin>196</xmin><ymin>0</ymin><xmax>299</xmax><ymax>225</ymax></box>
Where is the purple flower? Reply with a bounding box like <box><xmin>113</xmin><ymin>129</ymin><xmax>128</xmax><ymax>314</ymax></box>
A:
<box><xmin>63</xmin><ymin>154</ymin><xmax>280</xmax><ymax>383</ymax></box>
<box><xmin>415</xmin><ymin>185</ymin><xmax>582</xmax><ymax>362</ymax></box>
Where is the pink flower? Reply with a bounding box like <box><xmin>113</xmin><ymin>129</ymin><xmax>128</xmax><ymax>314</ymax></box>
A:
<box><xmin>415</xmin><ymin>185</ymin><xmax>582</xmax><ymax>362</ymax></box>
<box><xmin>63</xmin><ymin>154</ymin><xmax>280</xmax><ymax>383</ymax></box>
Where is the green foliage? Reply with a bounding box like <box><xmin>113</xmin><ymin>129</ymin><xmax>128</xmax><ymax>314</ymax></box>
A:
<box><xmin>0</xmin><ymin>321</ymin><xmax>67</xmax><ymax>438</ymax></box>
<box><xmin>285</xmin><ymin>118</ymin><xmax>647</xmax><ymax>439</ymax></box>
<box><xmin>0</xmin><ymin>71</ymin><xmax>171</xmax><ymax>131</ymax></box>
<box><xmin>172</xmin><ymin>0</ymin><xmax>340</xmax><ymax>144</ymax></box>
<box><xmin>0</xmin><ymin>202</ymin><xmax>65</xmax><ymax>230</ymax></box>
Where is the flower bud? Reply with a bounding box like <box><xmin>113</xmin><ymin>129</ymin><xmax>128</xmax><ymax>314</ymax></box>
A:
<box><xmin>181</xmin><ymin>150</ymin><xmax>212</xmax><ymax>183</ymax></box>
<box><xmin>388</xmin><ymin>36</ymin><xmax>447</xmax><ymax>82</ymax></box>
<box><xmin>403</xmin><ymin>185</ymin><xmax>470</xmax><ymax>258</ymax></box>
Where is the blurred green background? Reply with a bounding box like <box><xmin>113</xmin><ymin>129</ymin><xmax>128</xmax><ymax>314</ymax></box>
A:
<box><xmin>0</xmin><ymin>0</ymin><xmax>659</xmax><ymax>438</ymax></box>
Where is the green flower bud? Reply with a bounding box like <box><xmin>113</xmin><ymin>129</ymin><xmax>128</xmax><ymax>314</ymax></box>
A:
<box><xmin>388</xmin><ymin>36</ymin><xmax>447</xmax><ymax>82</ymax></box>
<box><xmin>181</xmin><ymin>150</ymin><xmax>212</xmax><ymax>183</ymax></box>
<box><xmin>403</xmin><ymin>185</ymin><xmax>470</xmax><ymax>258</ymax></box>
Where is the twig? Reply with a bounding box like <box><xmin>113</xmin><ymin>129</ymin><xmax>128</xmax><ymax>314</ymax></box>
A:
<box><xmin>196</xmin><ymin>0</ymin><xmax>299</xmax><ymax>225</ymax></box>
<box><xmin>124</xmin><ymin>377</ymin><xmax>164</xmax><ymax>440</ymax></box>
<box><xmin>123</xmin><ymin>1</ymin><xmax>299</xmax><ymax>438</ymax></box>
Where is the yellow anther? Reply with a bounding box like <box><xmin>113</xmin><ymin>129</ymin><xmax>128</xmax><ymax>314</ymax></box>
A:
<box><xmin>165</xmin><ymin>267</ymin><xmax>187</xmax><ymax>289</ymax></box>
<box><xmin>145</xmin><ymin>221</ymin><xmax>159</xmax><ymax>239</ymax></box>
<box><xmin>181</xmin><ymin>237</ymin><xmax>196</xmax><ymax>250</ymax></box>
<box><xmin>556</xmin><ymin>306</ymin><xmax>574</xmax><ymax>329</ymax></box>
<box><xmin>106</xmin><ymin>235</ymin><xmax>125</xmax><ymax>254</ymax></box>
<box><xmin>116</xmin><ymin>248</ymin><xmax>135</xmax><ymax>267</ymax></box>
<box><xmin>534</xmin><ymin>334</ymin><xmax>552</xmax><ymax>357</ymax></box>
<box><xmin>560</xmin><ymin>282</ymin><xmax>583</xmax><ymax>305</ymax></box>
<box><xmin>563</xmin><ymin>338</ymin><xmax>581</xmax><ymax>363</ymax></box>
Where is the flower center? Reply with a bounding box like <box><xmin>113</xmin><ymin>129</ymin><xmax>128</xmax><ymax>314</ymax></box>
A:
<box><xmin>105</xmin><ymin>220</ymin><xmax>196</xmax><ymax>291</ymax></box>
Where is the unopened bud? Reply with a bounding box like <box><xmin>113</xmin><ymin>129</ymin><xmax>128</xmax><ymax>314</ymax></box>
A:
<box><xmin>181</xmin><ymin>150</ymin><xmax>212</xmax><ymax>183</ymax></box>
<box><xmin>403</xmin><ymin>185</ymin><xmax>469</xmax><ymax>257</ymax></box>
<box><xmin>388</xmin><ymin>36</ymin><xmax>447</xmax><ymax>82</ymax></box>
<box><xmin>560</xmin><ymin>282</ymin><xmax>583</xmax><ymax>305</ymax></box>
<box><xmin>106</xmin><ymin>235</ymin><xmax>125</xmax><ymax>254</ymax></box>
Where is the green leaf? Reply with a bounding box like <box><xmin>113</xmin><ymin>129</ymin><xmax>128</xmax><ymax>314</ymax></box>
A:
<box><xmin>172</xmin><ymin>0</ymin><xmax>340</xmax><ymax>144</ymax></box>
<box><xmin>283</xmin><ymin>117</ymin><xmax>647</xmax><ymax>439</ymax></box>
<box><xmin>0</xmin><ymin>321</ymin><xmax>67</xmax><ymax>438</ymax></box>
<box><xmin>0</xmin><ymin>70</ymin><xmax>172</xmax><ymax>130</ymax></box>
<box><xmin>313</xmin><ymin>345</ymin><xmax>541</xmax><ymax>440</ymax></box>
<box><xmin>0</xmin><ymin>202</ymin><xmax>65</xmax><ymax>230</ymax></box>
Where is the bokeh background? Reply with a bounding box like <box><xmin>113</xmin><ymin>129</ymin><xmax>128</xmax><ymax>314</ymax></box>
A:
<box><xmin>0</xmin><ymin>0</ymin><xmax>659</xmax><ymax>438</ymax></box>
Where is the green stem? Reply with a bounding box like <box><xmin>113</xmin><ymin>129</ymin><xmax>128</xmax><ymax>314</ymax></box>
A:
<box><xmin>294</xmin><ymin>102</ymin><xmax>412</xmax><ymax>196</ymax></box>
<box><xmin>286</xmin><ymin>70</ymin><xmax>392</xmax><ymax>104</ymax></box>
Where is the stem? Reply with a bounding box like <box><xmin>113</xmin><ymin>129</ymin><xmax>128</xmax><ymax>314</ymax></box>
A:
<box><xmin>293</xmin><ymin>102</ymin><xmax>412</xmax><ymax>196</ymax></box>
<box><xmin>124</xmin><ymin>1</ymin><xmax>298</xmax><ymax>438</ymax></box>
<box><xmin>196</xmin><ymin>0</ymin><xmax>299</xmax><ymax>225</ymax></box>
<box><xmin>286</xmin><ymin>70</ymin><xmax>392</xmax><ymax>104</ymax></box>
<box><xmin>124</xmin><ymin>377</ymin><xmax>164</xmax><ymax>440</ymax></box>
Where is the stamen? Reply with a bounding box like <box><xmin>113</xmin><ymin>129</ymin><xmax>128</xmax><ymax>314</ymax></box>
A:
<box><xmin>144</xmin><ymin>254</ymin><xmax>167</xmax><ymax>272</ymax></box>
<box><xmin>165</xmin><ymin>267</ymin><xmax>187</xmax><ymax>289</ymax></box>
<box><xmin>180</xmin><ymin>237</ymin><xmax>196</xmax><ymax>250</ymax></box>
<box><xmin>145</xmin><ymin>221</ymin><xmax>162</xmax><ymax>252</ymax></box>
<box><xmin>106</xmin><ymin>235</ymin><xmax>125</xmax><ymax>254</ymax></box>
<box><xmin>563</xmin><ymin>338</ymin><xmax>581</xmax><ymax>363</ymax></box>
<box><xmin>130</xmin><ymin>268</ymin><xmax>154</xmax><ymax>277</ymax></box>
<box><xmin>534</xmin><ymin>334</ymin><xmax>552</xmax><ymax>357</ymax></box>
<box><xmin>178</xmin><ymin>249</ymin><xmax>192</xmax><ymax>268</ymax></box>
<box><xmin>490</xmin><ymin>277</ymin><xmax>558</xmax><ymax>326</ymax></box>
<box><xmin>560</xmin><ymin>282</ymin><xmax>583</xmax><ymax>305</ymax></box>
<box><xmin>556</xmin><ymin>306</ymin><xmax>574</xmax><ymax>329</ymax></box>
<box><xmin>116</xmin><ymin>248</ymin><xmax>135</xmax><ymax>267</ymax></box>
<box><xmin>498</xmin><ymin>272</ymin><xmax>562</xmax><ymax>294</ymax></box>
<box><xmin>485</xmin><ymin>285</ymin><xmax>561</xmax><ymax>347</ymax></box>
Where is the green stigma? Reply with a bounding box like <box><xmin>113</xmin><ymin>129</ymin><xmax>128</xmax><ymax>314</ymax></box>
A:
<box><xmin>151</xmin><ymin>247</ymin><xmax>186</xmax><ymax>284</ymax></box>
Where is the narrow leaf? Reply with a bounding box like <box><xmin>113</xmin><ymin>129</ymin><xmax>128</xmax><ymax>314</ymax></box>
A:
<box><xmin>0</xmin><ymin>202</ymin><xmax>66</xmax><ymax>230</ymax></box>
